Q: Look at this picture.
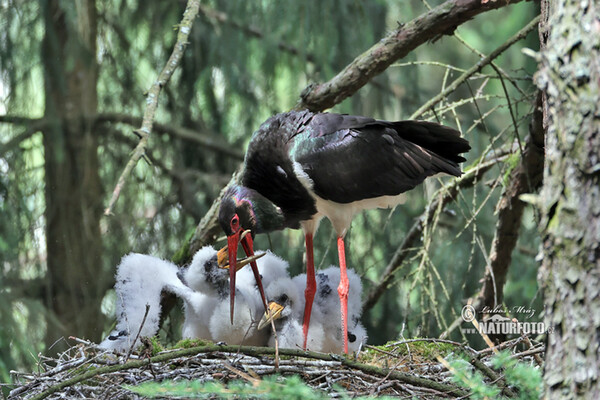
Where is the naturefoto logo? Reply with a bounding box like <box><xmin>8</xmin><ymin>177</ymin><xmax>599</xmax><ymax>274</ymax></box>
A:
<box><xmin>460</xmin><ymin>305</ymin><xmax>550</xmax><ymax>335</ymax></box>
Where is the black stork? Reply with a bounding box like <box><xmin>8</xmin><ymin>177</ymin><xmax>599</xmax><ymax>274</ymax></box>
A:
<box><xmin>218</xmin><ymin>110</ymin><xmax>470</xmax><ymax>353</ymax></box>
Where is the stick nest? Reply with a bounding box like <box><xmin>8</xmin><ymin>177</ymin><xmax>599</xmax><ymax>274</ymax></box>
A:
<box><xmin>8</xmin><ymin>336</ymin><xmax>544</xmax><ymax>399</ymax></box>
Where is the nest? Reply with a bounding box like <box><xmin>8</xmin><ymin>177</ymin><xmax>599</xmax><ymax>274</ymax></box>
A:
<box><xmin>7</xmin><ymin>336</ymin><xmax>544</xmax><ymax>399</ymax></box>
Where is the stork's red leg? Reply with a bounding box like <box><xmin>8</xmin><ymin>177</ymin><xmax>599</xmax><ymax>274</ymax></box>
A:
<box><xmin>302</xmin><ymin>233</ymin><xmax>316</xmax><ymax>350</ymax></box>
<box><xmin>337</xmin><ymin>236</ymin><xmax>349</xmax><ymax>354</ymax></box>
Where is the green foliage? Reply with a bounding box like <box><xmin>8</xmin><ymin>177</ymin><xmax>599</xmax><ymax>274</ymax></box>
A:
<box><xmin>126</xmin><ymin>374</ymin><xmax>397</xmax><ymax>399</ymax></box>
<box><xmin>448</xmin><ymin>351</ymin><xmax>542</xmax><ymax>400</ymax></box>
<box><xmin>491</xmin><ymin>351</ymin><xmax>542</xmax><ymax>400</ymax></box>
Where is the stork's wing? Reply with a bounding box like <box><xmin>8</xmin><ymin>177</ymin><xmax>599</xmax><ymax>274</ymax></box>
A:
<box><xmin>290</xmin><ymin>114</ymin><xmax>470</xmax><ymax>204</ymax></box>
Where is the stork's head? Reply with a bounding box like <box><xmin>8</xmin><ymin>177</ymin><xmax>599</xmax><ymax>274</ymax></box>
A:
<box><xmin>218</xmin><ymin>185</ymin><xmax>285</xmax><ymax>278</ymax></box>
<box><xmin>218</xmin><ymin>187</ymin><xmax>259</xmax><ymax>287</ymax></box>
<box><xmin>218</xmin><ymin>185</ymin><xmax>284</xmax><ymax>324</ymax></box>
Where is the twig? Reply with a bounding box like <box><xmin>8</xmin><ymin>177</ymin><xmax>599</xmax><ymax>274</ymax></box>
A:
<box><xmin>198</xmin><ymin>5</ymin><xmax>316</xmax><ymax>63</ymax></box>
<box><xmin>475</xmin><ymin>92</ymin><xmax>544</xmax><ymax>313</ymax></box>
<box><xmin>298</xmin><ymin>0</ymin><xmax>529</xmax><ymax>111</ymax></box>
<box><xmin>223</xmin><ymin>362</ymin><xmax>262</xmax><ymax>386</ymax></box>
<box><xmin>0</xmin><ymin>116</ymin><xmax>47</xmax><ymax>157</ymax></box>
<box><xmin>410</xmin><ymin>15</ymin><xmax>540</xmax><ymax>119</ymax></box>
<box><xmin>125</xmin><ymin>304</ymin><xmax>151</xmax><ymax>363</ymax></box>
<box><xmin>29</xmin><ymin>344</ymin><xmax>468</xmax><ymax>400</ymax></box>
<box><xmin>466</xmin><ymin>354</ymin><xmax>517</xmax><ymax>398</ymax></box>
<box><xmin>511</xmin><ymin>346</ymin><xmax>546</xmax><ymax>360</ymax></box>
<box><xmin>364</xmin><ymin>345</ymin><xmax>401</xmax><ymax>358</ymax></box>
<box><xmin>363</xmin><ymin>154</ymin><xmax>509</xmax><ymax>311</ymax></box>
<box><xmin>522</xmin><ymin>336</ymin><xmax>544</xmax><ymax>366</ymax></box>
<box><xmin>104</xmin><ymin>0</ymin><xmax>201</xmax><ymax>216</ymax></box>
<box><xmin>96</xmin><ymin>113</ymin><xmax>245</xmax><ymax>160</ymax></box>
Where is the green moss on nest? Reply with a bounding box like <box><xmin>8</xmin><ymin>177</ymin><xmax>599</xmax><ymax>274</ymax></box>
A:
<box><xmin>173</xmin><ymin>338</ymin><xmax>212</xmax><ymax>349</ymax></box>
<box><xmin>358</xmin><ymin>339</ymin><xmax>460</xmax><ymax>369</ymax></box>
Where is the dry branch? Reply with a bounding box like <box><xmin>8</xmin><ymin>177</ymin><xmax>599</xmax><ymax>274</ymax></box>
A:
<box><xmin>0</xmin><ymin>115</ymin><xmax>46</xmax><ymax>157</ymax></box>
<box><xmin>104</xmin><ymin>0</ymin><xmax>201</xmax><ymax>216</ymax></box>
<box><xmin>198</xmin><ymin>4</ymin><xmax>316</xmax><ymax>63</ymax></box>
<box><xmin>96</xmin><ymin>112</ymin><xmax>244</xmax><ymax>161</ymax></box>
<box><xmin>297</xmin><ymin>0</ymin><xmax>530</xmax><ymax>111</ymax></box>
<box><xmin>363</xmin><ymin>154</ymin><xmax>509</xmax><ymax>311</ymax></box>
<box><xmin>16</xmin><ymin>343</ymin><xmax>470</xmax><ymax>400</ymax></box>
<box><xmin>410</xmin><ymin>15</ymin><xmax>540</xmax><ymax>119</ymax></box>
<box><xmin>475</xmin><ymin>92</ymin><xmax>544</xmax><ymax>312</ymax></box>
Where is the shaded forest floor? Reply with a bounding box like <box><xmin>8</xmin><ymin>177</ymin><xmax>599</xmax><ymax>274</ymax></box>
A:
<box><xmin>6</xmin><ymin>336</ymin><xmax>544</xmax><ymax>399</ymax></box>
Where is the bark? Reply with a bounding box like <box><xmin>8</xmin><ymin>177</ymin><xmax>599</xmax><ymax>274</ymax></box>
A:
<box><xmin>41</xmin><ymin>0</ymin><xmax>106</xmax><ymax>346</ymax></box>
<box><xmin>537</xmin><ymin>0</ymin><xmax>600</xmax><ymax>397</ymax></box>
<box><xmin>475</xmin><ymin>92</ymin><xmax>544</xmax><ymax>313</ymax></box>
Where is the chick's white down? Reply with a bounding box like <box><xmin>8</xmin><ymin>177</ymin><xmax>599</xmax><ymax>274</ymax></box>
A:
<box><xmin>207</xmin><ymin>250</ymin><xmax>290</xmax><ymax>346</ymax></box>
<box><xmin>181</xmin><ymin>246</ymin><xmax>230</xmax><ymax>340</ymax></box>
<box><xmin>99</xmin><ymin>253</ymin><xmax>204</xmax><ymax>352</ymax></box>
<box><xmin>292</xmin><ymin>266</ymin><xmax>367</xmax><ymax>353</ymax></box>
<box><xmin>100</xmin><ymin>247</ymin><xmax>366</xmax><ymax>353</ymax></box>
<box><xmin>262</xmin><ymin>277</ymin><xmax>325</xmax><ymax>351</ymax></box>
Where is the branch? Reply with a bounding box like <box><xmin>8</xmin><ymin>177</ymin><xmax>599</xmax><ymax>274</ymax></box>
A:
<box><xmin>104</xmin><ymin>0</ymin><xmax>201</xmax><ymax>216</ymax></box>
<box><xmin>363</xmin><ymin>154</ymin><xmax>509</xmax><ymax>311</ymax></box>
<box><xmin>96</xmin><ymin>113</ymin><xmax>244</xmax><ymax>160</ymax></box>
<box><xmin>410</xmin><ymin>15</ymin><xmax>540</xmax><ymax>119</ymax></box>
<box><xmin>0</xmin><ymin>115</ymin><xmax>46</xmax><ymax>157</ymax></box>
<box><xmin>198</xmin><ymin>5</ymin><xmax>316</xmax><ymax>63</ymax></box>
<box><xmin>30</xmin><ymin>344</ymin><xmax>468</xmax><ymax>400</ymax></box>
<box><xmin>298</xmin><ymin>0</ymin><xmax>530</xmax><ymax>111</ymax></box>
<box><xmin>474</xmin><ymin>91</ymin><xmax>544</xmax><ymax>311</ymax></box>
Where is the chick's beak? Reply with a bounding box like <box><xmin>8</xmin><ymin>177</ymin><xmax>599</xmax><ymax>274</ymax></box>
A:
<box><xmin>257</xmin><ymin>301</ymin><xmax>285</xmax><ymax>330</ymax></box>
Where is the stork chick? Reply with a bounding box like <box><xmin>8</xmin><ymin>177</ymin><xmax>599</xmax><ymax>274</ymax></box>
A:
<box><xmin>258</xmin><ymin>277</ymin><xmax>324</xmax><ymax>351</ymax></box>
<box><xmin>100</xmin><ymin>253</ymin><xmax>204</xmax><ymax>352</ymax></box>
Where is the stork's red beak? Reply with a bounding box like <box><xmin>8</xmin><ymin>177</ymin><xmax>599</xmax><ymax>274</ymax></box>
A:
<box><xmin>223</xmin><ymin>230</ymin><xmax>268</xmax><ymax>324</ymax></box>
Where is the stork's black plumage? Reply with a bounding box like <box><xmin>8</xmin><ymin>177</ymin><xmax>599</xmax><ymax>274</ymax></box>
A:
<box><xmin>218</xmin><ymin>110</ymin><xmax>470</xmax><ymax>353</ymax></box>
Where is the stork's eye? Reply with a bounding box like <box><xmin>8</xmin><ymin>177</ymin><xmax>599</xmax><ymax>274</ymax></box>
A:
<box><xmin>230</xmin><ymin>215</ymin><xmax>240</xmax><ymax>232</ymax></box>
<box><xmin>280</xmin><ymin>294</ymin><xmax>288</xmax><ymax>302</ymax></box>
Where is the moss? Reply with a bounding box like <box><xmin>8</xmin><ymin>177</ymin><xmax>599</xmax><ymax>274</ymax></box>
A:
<box><xmin>171</xmin><ymin>236</ymin><xmax>191</xmax><ymax>265</ymax></box>
<box><xmin>358</xmin><ymin>339</ymin><xmax>459</xmax><ymax>369</ymax></box>
<box><xmin>173</xmin><ymin>338</ymin><xmax>212</xmax><ymax>349</ymax></box>
<box><xmin>149</xmin><ymin>337</ymin><xmax>165</xmax><ymax>356</ymax></box>
<box><xmin>502</xmin><ymin>152</ymin><xmax>521</xmax><ymax>187</ymax></box>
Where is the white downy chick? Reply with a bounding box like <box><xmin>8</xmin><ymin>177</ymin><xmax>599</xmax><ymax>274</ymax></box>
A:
<box><xmin>259</xmin><ymin>277</ymin><xmax>324</xmax><ymax>351</ymax></box>
<box><xmin>100</xmin><ymin>253</ymin><xmax>204</xmax><ymax>352</ymax></box>
<box><xmin>293</xmin><ymin>266</ymin><xmax>366</xmax><ymax>353</ymax></box>
<box><xmin>180</xmin><ymin>246</ymin><xmax>230</xmax><ymax>340</ymax></box>
<box><xmin>208</xmin><ymin>250</ymin><xmax>290</xmax><ymax>346</ymax></box>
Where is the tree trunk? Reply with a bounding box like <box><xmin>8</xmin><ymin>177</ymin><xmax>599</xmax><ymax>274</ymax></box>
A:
<box><xmin>41</xmin><ymin>0</ymin><xmax>105</xmax><ymax>347</ymax></box>
<box><xmin>537</xmin><ymin>0</ymin><xmax>600</xmax><ymax>397</ymax></box>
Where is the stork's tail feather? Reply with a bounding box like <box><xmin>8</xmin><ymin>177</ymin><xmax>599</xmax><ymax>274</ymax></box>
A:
<box><xmin>391</xmin><ymin>120</ymin><xmax>471</xmax><ymax>165</ymax></box>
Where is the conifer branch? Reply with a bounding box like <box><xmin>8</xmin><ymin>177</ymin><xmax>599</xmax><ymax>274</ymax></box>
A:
<box><xmin>104</xmin><ymin>0</ymin><xmax>201</xmax><ymax>216</ymax></box>
<box><xmin>298</xmin><ymin>0</ymin><xmax>532</xmax><ymax>111</ymax></box>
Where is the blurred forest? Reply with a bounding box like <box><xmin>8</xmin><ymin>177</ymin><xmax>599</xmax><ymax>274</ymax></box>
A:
<box><xmin>0</xmin><ymin>0</ymin><xmax>547</xmax><ymax>388</ymax></box>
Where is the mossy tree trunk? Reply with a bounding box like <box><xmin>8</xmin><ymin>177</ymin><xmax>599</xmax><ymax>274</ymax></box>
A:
<box><xmin>537</xmin><ymin>0</ymin><xmax>600</xmax><ymax>397</ymax></box>
<box><xmin>41</xmin><ymin>0</ymin><xmax>106</xmax><ymax>347</ymax></box>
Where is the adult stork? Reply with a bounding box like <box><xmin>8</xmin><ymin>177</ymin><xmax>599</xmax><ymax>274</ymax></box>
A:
<box><xmin>218</xmin><ymin>110</ymin><xmax>470</xmax><ymax>353</ymax></box>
